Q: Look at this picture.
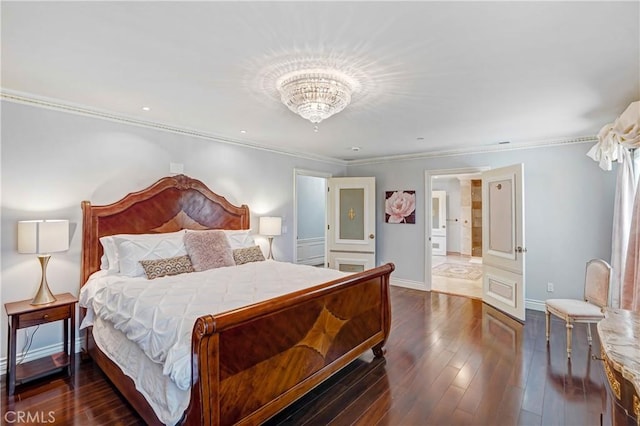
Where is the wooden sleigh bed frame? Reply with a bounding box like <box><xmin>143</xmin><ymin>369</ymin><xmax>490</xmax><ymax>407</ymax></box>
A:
<box><xmin>80</xmin><ymin>174</ymin><xmax>394</xmax><ymax>425</ymax></box>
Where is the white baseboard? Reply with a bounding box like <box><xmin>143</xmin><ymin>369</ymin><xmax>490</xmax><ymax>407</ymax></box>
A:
<box><xmin>0</xmin><ymin>337</ymin><xmax>82</xmax><ymax>373</ymax></box>
<box><xmin>525</xmin><ymin>298</ymin><xmax>546</xmax><ymax>312</ymax></box>
<box><xmin>391</xmin><ymin>278</ymin><xmax>427</xmax><ymax>291</ymax></box>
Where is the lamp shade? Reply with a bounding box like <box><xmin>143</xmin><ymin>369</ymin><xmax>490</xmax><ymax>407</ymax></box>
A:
<box><xmin>259</xmin><ymin>217</ymin><xmax>282</xmax><ymax>237</ymax></box>
<box><xmin>18</xmin><ymin>220</ymin><xmax>69</xmax><ymax>254</ymax></box>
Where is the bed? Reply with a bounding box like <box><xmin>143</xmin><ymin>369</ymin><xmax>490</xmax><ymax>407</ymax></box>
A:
<box><xmin>79</xmin><ymin>174</ymin><xmax>394</xmax><ymax>425</ymax></box>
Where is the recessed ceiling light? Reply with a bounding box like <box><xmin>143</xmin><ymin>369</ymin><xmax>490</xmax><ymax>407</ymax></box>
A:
<box><xmin>141</xmin><ymin>106</ymin><xmax>151</xmax><ymax>111</ymax></box>
<box><xmin>240</xmin><ymin>130</ymin><xmax>247</xmax><ymax>134</ymax></box>
<box><xmin>351</xmin><ymin>146</ymin><xmax>361</xmax><ymax>152</ymax></box>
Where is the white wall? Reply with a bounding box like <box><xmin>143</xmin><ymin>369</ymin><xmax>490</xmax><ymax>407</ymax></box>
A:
<box><xmin>348</xmin><ymin>143</ymin><xmax>617</xmax><ymax>304</ymax></box>
<box><xmin>0</xmin><ymin>101</ymin><xmax>346</xmax><ymax>360</ymax></box>
<box><xmin>296</xmin><ymin>175</ymin><xmax>326</xmax><ymax>239</ymax></box>
<box><xmin>432</xmin><ymin>177</ymin><xmax>462</xmax><ymax>254</ymax></box>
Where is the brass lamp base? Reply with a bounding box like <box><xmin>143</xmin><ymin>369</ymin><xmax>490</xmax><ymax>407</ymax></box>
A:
<box><xmin>31</xmin><ymin>255</ymin><xmax>57</xmax><ymax>305</ymax></box>
<box><xmin>267</xmin><ymin>236</ymin><xmax>275</xmax><ymax>260</ymax></box>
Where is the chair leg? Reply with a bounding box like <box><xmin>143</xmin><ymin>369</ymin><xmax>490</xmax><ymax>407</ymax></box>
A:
<box><xmin>587</xmin><ymin>322</ymin><xmax>592</xmax><ymax>346</ymax></box>
<box><xmin>566</xmin><ymin>320</ymin><xmax>573</xmax><ymax>358</ymax></box>
<box><xmin>545</xmin><ymin>310</ymin><xmax>551</xmax><ymax>343</ymax></box>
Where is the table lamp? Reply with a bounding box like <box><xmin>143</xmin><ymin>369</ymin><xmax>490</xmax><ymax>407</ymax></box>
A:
<box><xmin>259</xmin><ymin>216</ymin><xmax>282</xmax><ymax>260</ymax></box>
<box><xmin>18</xmin><ymin>220</ymin><xmax>69</xmax><ymax>305</ymax></box>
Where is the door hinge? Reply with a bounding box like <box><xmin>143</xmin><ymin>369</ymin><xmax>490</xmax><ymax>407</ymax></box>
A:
<box><xmin>327</xmin><ymin>224</ymin><xmax>330</xmax><ymax>230</ymax></box>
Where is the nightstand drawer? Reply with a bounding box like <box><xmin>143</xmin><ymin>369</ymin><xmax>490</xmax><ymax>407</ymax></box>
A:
<box><xmin>16</xmin><ymin>305</ymin><xmax>71</xmax><ymax>328</ymax></box>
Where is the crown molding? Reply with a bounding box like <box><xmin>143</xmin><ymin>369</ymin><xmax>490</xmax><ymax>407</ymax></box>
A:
<box><xmin>1</xmin><ymin>89</ymin><xmax>597</xmax><ymax>167</ymax></box>
<box><xmin>0</xmin><ymin>89</ymin><xmax>348</xmax><ymax>167</ymax></box>
<box><xmin>346</xmin><ymin>135</ymin><xmax>598</xmax><ymax>166</ymax></box>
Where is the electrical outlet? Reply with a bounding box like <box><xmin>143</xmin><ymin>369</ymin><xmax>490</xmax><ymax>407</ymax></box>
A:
<box><xmin>547</xmin><ymin>282</ymin><xmax>554</xmax><ymax>292</ymax></box>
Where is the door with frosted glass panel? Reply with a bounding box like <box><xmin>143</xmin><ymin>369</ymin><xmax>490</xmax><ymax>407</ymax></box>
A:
<box><xmin>327</xmin><ymin>177</ymin><xmax>376</xmax><ymax>272</ymax></box>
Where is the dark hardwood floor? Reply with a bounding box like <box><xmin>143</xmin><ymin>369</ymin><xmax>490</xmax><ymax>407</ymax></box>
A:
<box><xmin>2</xmin><ymin>287</ymin><xmax>621</xmax><ymax>425</ymax></box>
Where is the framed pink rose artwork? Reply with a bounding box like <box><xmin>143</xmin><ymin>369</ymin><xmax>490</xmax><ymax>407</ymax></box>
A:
<box><xmin>385</xmin><ymin>190</ymin><xmax>416</xmax><ymax>224</ymax></box>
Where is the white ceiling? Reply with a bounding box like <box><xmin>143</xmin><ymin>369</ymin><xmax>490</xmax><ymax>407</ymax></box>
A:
<box><xmin>2</xmin><ymin>1</ymin><xmax>638</xmax><ymax>162</ymax></box>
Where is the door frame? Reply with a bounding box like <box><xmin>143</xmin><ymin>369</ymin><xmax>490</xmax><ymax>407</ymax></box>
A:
<box><xmin>424</xmin><ymin>167</ymin><xmax>489</xmax><ymax>291</ymax></box>
<box><xmin>293</xmin><ymin>168</ymin><xmax>332</xmax><ymax>266</ymax></box>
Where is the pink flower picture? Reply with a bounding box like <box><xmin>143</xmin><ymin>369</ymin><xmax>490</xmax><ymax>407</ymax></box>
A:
<box><xmin>385</xmin><ymin>190</ymin><xmax>416</xmax><ymax>224</ymax></box>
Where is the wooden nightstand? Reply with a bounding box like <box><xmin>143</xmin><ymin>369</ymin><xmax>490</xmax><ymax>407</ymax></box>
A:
<box><xmin>4</xmin><ymin>293</ymin><xmax>77</xmax><ymax>395</ymax></box>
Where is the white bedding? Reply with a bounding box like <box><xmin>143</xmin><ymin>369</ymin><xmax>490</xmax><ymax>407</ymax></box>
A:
<box><xmin>92</xmin><ymin>316</ymin><xmax>189</xmax><ymax>425</ymax></box>
<box><xmin>80</xmin><ymin>261</ymin><xmax>347</xmax><ymax>392</ymax></box>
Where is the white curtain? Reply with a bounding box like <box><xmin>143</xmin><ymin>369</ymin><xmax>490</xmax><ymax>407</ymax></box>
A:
<box><xmin>624</xmin><ymin>181</ymin><xmax>640</xmax><ymax>311</ymax></box>
<box><xmin>609</xmin><ymin>147</ymin><xmax>636</xmax><ymax>307</ymax></box>
<box><xmin>587</xmin><ymin>101</ymin><xmax>640</xmax><ymax>311</ymax></box>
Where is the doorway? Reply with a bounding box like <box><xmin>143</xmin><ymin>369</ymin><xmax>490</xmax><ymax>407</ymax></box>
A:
<box><xmin>293</xmin><ymin>169</ymin><xmax>330</xmax><ymax>267</ymax></box>
<box><xmin>425</xmin><ymin>168</ymin><xmax>488</xmax><ymax>298</ymax></box>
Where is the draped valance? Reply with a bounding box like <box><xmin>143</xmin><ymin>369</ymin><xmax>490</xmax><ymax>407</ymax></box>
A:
<box><xmin>587</xmin><ymin>101</ymin><xmax>640</xmax><ymax>171</ymax></box>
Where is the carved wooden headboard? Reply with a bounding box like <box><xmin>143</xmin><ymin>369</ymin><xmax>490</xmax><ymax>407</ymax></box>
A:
<box><xmin>80</xmin><ymin>174</ymin><xmax>250</xmax><ymax>285</ymax></box>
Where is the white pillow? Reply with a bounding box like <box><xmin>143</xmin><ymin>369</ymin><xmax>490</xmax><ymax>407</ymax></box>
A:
<box><xmin>109</xmin><ymin>231</ymin><xmax>187</xmax><ymax>277</ymax></box>
<box><xmin>99</xmin><ymin>236</ymin><xmax>119</xmax><ymax>273</ymax></box>
<box><xmin>222</xmin><ymin>229</ymin><xmax>255</xmax><ymax>249</ymax></box>
<box><xmin>100</xmin><ymin>254</ymin><xmax>109</xmax><ymax>270</ymax></box>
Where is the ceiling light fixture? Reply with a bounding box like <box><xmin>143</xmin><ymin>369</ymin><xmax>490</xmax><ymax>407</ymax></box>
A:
<box><xmin>275</xmin><ymin>68</ymin><xmax>358</xmax><ymax>124</ymax></box>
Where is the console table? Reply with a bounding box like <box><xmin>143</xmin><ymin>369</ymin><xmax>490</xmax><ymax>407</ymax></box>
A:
<box><xmin>597</xmin><ymin>308</ymin><xmax>640</xmax><ymax>426</ymax></box>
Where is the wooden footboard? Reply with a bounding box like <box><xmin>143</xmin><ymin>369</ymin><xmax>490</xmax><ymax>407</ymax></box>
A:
<box><xmin>183</xmin><ymin>263</ymin><xmax>394</xmax><ymax>426</ymax></box>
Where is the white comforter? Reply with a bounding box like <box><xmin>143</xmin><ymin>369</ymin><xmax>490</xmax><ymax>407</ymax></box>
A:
<box><xmin>79</xmin><ymin>261</ymin><xmax>347</xmax><ymax>391</ymax></box>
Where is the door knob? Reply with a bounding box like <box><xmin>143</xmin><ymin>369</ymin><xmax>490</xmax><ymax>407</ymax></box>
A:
<box><xmin>516</xmin><ymin>246</ymin><xmax>527</xmax><ymax>253</ymax></box>
<box><xmin>369</xmin><ymin>234</ymin><xmax>375</xmax><ymax>239</ymax></box>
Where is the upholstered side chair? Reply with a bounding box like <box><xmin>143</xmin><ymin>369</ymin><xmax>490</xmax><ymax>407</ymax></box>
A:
<box><xmin>545</xmin><ymin>259</ymin><xmax>612</xmax><ymax>358</ymax></box>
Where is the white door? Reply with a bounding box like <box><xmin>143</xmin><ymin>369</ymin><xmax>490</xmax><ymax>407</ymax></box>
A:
<box><xmin>327</xmin><ymin>177</ymin><xmax>376</xmax><ymax>272</ymax></box>
<box><xmin>482</xmin><ymin>164</ymin><xmax>526</xmax><ymax>321</ymax></box>
<box><xmin>432</xmin><ymin>190</ymin><xmax>447</xmax><ymax>256</ymax></box>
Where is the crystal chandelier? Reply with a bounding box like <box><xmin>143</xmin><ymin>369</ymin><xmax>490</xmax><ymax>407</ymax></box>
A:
<box><xmin>276</xmin><ymin>68</ymin><xmax>357</xmax><ymax>124</ymax></box>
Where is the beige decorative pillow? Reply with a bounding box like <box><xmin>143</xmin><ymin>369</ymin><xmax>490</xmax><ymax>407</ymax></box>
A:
<box><xmin>233</xmin><ymin>245</ymin><xmax>265</xmax><ymax>265</ymax></box>
<box><xmin>140</xmin><ymin>255</ymin><xmax>194</xmax><ymax>279</ymax></box>
<box><xmin>184</xmin><ymin>230</ymin><xmax>235</xmax><ymax>271</ymax></box>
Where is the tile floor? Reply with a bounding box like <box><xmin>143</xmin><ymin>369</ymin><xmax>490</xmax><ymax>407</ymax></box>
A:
<box><xmin>431</xmin><ymin>253</ymin><xmax>483</xmax><ymax>299</ymax></box>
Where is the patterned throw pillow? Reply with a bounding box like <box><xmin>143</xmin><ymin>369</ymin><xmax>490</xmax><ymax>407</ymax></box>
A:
<box><xmin>233</xmin><ymin>245</ymin><xmax>266</xmax><ymax>265</ymax></box>
<box><xmin>140</xmin><ymin>255</ymin><xmax>194</xmax><ymax>279</ymax></box>
<box><xmin>184</xmin><ymin>230</ymin><xmax>236</xmax><ymax>271</ymax></box>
